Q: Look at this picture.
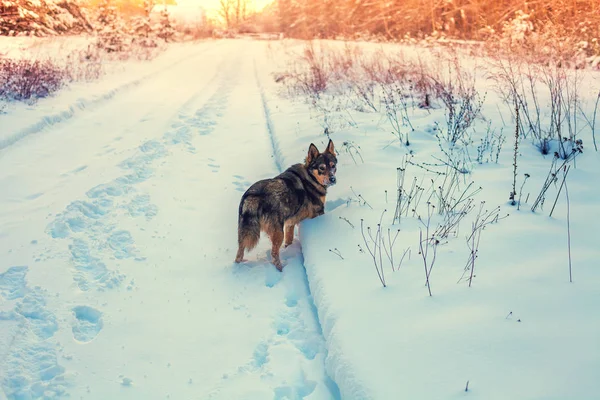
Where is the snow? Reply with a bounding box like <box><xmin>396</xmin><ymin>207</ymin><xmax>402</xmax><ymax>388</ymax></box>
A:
<box><xmin>1</xmin><ymin>36</ymin><xmax>600</xmax><ymax>400</ymax></box>
<box><xmin>0</xmin><ymin>39</ymin><xmax>208</xmax><ymax>150</ymax></box>
<box><xmin>260</xmin><ymin>41</ymin><xmax>600</xmax><ymax>399</ymax></box>
<box><xmin>151</xmin><ymin>2</ymin><xmax>205</xmax><ymax>27</ymax></box>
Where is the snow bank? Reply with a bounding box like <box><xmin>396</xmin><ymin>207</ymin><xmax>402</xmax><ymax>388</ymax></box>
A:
<box><xmin>259</xmin><ymin>40</ymin><xmax>600</xmax><ymax>399</ymax></box>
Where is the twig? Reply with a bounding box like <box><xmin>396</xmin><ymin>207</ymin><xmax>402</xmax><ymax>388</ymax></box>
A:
<box><xmin>381</xmin><ymin>228</ymin><xmax>400</xmax><ymax>271</ymax></box>
<box><xmin>517</xmin><ymin>173</ymin><xmax>530</xmax><ymax>211</ymax></box>
<box><xmin>458</xmin><ymin>203</ymin><xmax>504</xmax><ymax>286</ymax></box>
<box><xmin>510</xmin><ymin>100</ymin><xmax>520</xmax><ymax>205</ymax></box>
<box><xmin>565</xmin><ymin>174</ymin><xmax>572</xmax><ymax>283</ymax></box>
<box><xmin>350</xmin><ymin>186</ymin><xmax>373</xmax><ymax>209</ymax></box>
<box><xmin>579</xmin><ymin>91</ymin><xmax>599</xmax><ymax>151</ymax></box>
<box><xmin>329</xmin><ymin>248</ymin><xmax>344</xmax><ymax>260</ymax></box>
<box><xmin>361</xmin><ymin>219</ymin><xmax>386</xmax><ymax>288</ymax></box>
<box><xmin>397</xmin><ymin>246</ymin><xmax>410</xmax><ymax>270</ymax></box>
<box><xmin>339</xmin><ymin>216</ymin><xmax>355</xmax><ymax>228</ymax></box>
<box><xmin>419</xmin><ymin>204</ymin><xmax>436</xmax><ymax>296</ymax></box>
<box><xmin>549</xmin><ymin>166</ymin><xmax>570</xmax><ymax>218</ymax></box>
<box><xmin>419</xmin><ymin>229</ymin><xmax>432</xmax><ymax>296</ymax></box>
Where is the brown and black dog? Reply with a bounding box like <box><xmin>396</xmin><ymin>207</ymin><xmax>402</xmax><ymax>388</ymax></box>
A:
<box><xmin>235</xmin><ymin>139</ymin><xmax>337</xmax><ymax>270</ymax></box>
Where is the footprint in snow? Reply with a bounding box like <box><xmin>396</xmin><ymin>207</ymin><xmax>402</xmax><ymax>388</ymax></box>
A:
<box><xmin>72</xmin><ymin>306</ymin><xmax>103</xmax><ymax>343</ymax></box>
<box><xmin>232</xmin><ymin>175</ymin><xmax>251</xmax><ymax>192</ymax></box>
<box><xmin>70</xmin><ymin>238</ymin><xmax>125</xmax><ymax>291</ymax></box>
<box><xmin>196</xmin><ymin>119</ymin><xmax>217</xmax><ymax>136</ymax></box>
<box><xmin>26</xmin><ymin>192</ymin><xmax>44</xmax><ymax>201</ymax></box>
<box><xmin>107</xmin><ymin>230</ymin><xmax>136</xmax><ymax>259</ymax></box>
<box><xmin>86</xmin><ymin>182</ymin><xmax>127</xmax><ymax>198</ymax></box>
<box><xmin>264</xmin><ymin>266</ymin><xmax>282</xmax><ymax>288</ymax></box>
<box><xmin>0</xmin><ymin>265</ymin><xmax>28</xmax><ymax>300</ymax></box>
<box><xmin>125</xmin><ymin>194</ymin><xmax>158</xmax><ymax>220</ymax></box>
<box><xmin>72</xmin><ymin>165</ymin><xmax>88</xmax><ymax>174</ymax></box>
<box><xmin>60</xmin><ymin>164</ymin><xmax>87</xmax><ymax>178</ymax></box>
<box><xmin>252</xmin><ymin>341</ymin><xmax>269</xmax><ymax>368</ymax></box>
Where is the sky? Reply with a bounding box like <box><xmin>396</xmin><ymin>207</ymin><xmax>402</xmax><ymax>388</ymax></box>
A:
<box><xmin>179</xmin><ymin>0</ymin><xmax>273</xmax><ymax>13</ymax></box>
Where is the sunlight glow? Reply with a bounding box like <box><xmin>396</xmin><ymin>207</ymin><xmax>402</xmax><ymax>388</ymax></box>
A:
<box><xmin>176</xmin><ymin>0</ymin><xmax>272</xmax><ymax>14</ymax></box>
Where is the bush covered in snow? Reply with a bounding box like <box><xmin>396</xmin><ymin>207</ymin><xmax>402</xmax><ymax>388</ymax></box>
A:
<box><xmin>0</xmin><ymin>0</ymin><xmax>92</xmax><ymax>36</ymax></box>
<box><xmin>491</xmin><ymin>10</ymin><xmax>600</xmax><ymax>69</ymax></box>
<box><xmin>0</xmin><ymin>56</ymin><xmax>65</xmax><ymax>100</ymax></box>
<box><xmin>155</xmin><ymin>6</ymin><xmax>175</xmax><ymax>43</ymax></box>
<box><xmin>94</xmin><ymin>0</ymin><xmax>126</xmax><ymax>52</ymax></box>
<box><xmin>130</xmin><ymin>0</ymin><xmax>157</xmax><ymax>48</ymax></box>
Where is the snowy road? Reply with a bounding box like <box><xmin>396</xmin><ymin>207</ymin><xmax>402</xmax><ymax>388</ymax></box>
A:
<box><xmin>0</xmin><ymin>40</ymin><xmax>339</xmax><ymax>399</ymax></box>
<box><xmin>4</xmin><ymin>36</ymin><xmax>600</xmax><ymax>400</ymax></box>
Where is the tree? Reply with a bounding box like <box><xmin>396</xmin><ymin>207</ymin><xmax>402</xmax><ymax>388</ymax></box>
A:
<box><xmin>218</xmin><ymin>0</ymin><xmax>251</xmax><ymax>30</ymax></box>
<box><xmin>156</xmin><ymin>6</ymin><xmax>175</xmax><ymax>42</ymax></box>
<box><xmin>233</xmin><ymin>0</ymin><xmax>250</xmax><ymax>27</ymax></box>
<box><xmin>0</xmin><ymin>0</ymin><xmax>92</xmax><ymax>36</ymax></box>
<box><xmin>131</xmin><ymin>0</ymin><xmax>156</xmax><ymax>46</ymax></box>
<box><xmin>96</xmin><ymin>0</ymin><xmax>129</xmax><ymax>52</ymax></box>
<box><xmin>218</xmin><ymin>0</ymin><xmax>233</xmax><ymax>29</ymax></box>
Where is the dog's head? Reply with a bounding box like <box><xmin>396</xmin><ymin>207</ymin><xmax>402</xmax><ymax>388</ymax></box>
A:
<box><xmin>305</xmin><ymin>139</ymin><xmax>337</xmax><ymax>187</ymax></box>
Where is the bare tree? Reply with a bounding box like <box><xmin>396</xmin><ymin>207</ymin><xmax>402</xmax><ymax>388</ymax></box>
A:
<box><xmin>218</xmin><ymin>0</ymin><xmax>234</xmax><ymax>29</ymax></box>
<box><xmin>234</xmin><ymin>0</ymin><xmax>248</xmax><ymax>27</ymax></box>
<box><xmin>219</xmin><ymin>0</ymin><xmax>252</xmax><ymax>29</ymax></box>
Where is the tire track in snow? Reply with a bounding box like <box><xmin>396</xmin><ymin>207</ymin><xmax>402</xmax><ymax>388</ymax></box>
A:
<box><xmin>0</xmin><ymin>41</ymin><xmax>219</xmax><ymax>152</ymax></box>
<box><xmin>207</xmin><ymin>245</ymin><xmax>341</xmax><ymax>399</ymax></box>
<box><xmin>254</xmin><ymin>58</ymin><xmax>285</xmax><ymax>174</ymax></box>
<box><xmin>254</xmin><ymin>58</ymin><xmax>342</xmax><ymax>399</ymax></box>
<box><xmin>206</xmin><ymin>57</ymin><xmax>341</xmax><ymax>400</ymax></box>
<box><xmin>0</xmin><ymin>51</ymin><xmax>241</xmax><ymax>400</ymax></box>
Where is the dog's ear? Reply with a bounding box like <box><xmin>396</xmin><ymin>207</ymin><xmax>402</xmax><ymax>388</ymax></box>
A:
<box><xmin>325</xmin><ymin>139</ymin><xmax>335</xmax><ymax>155</ymax></box>
<box><xmin>306</xmin><ymin>143</ymin><xmax>319</xmax><ymax>164</ymax></box>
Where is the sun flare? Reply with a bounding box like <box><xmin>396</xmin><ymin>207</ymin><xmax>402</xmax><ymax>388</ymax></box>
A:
<box><xmin>176</xmin><ymin>0</ymin><xmax>272</xmax><ymax>13</ymax></box>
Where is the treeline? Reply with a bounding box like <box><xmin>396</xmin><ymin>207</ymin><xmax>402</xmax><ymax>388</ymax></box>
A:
<box><xmin>272</xmin><ymin>0</ymin><xmax>600</xmax><ymax>43</ymax></box>
<box><xmin>0</xmin><ymin>0</ymin><xmax>181</xmax><ymax>37</ymax></box>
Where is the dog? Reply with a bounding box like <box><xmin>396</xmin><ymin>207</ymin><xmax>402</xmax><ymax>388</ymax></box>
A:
<box><xmin>235</xmin><ymin>139</ymin><xmax>337</xmax><ymax>271</ymax></box>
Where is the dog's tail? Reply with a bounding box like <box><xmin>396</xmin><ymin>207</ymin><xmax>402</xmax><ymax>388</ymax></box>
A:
<box><xmin>238</xmin><ymin>194</ymin><xmax>261</xmax><ymax>251</ymax></box>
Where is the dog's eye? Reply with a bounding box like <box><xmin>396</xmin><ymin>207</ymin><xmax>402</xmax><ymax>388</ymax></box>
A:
<box><xmin>318</xmin><ymin>164</ymin><xmax>326</xmax><ymax>172</ymax></box>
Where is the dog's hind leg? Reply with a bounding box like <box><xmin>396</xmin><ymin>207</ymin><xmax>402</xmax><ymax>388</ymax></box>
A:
<box><xmin>284</xmin><ymin>224</ymin><xmax>295</xmax><ymax>247</ymax></box>
<box><xmin>235</xmin><ymin>197</ymin><xmax>261</xmax><ymax>263</ymax></box>
<box><xmin>234</xmin><ymin>245</ymin><xmax>245</xmax><ymax>263</ymax></box>
<box><xmin>268</xmin><ymin>227</ymin><xmax>285</xmax><ymax>271</ymax></box>
<box><xmin>235</xmin><ymin>232</ymin><xmax>259</xmax><ymax>263</ymax></box>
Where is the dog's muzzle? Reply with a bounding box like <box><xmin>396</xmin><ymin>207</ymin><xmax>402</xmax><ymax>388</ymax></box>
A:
<box><xmin>328</xmin><ymin>176</ymin><xmax>337</xmax><ymax>186</ymax></box>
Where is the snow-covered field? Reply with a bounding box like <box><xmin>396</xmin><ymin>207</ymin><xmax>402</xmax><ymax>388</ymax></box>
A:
<box><xmin>1</xmin><ymin>37</ymin><xmax>599</xmax><ymax>400</ymax></box>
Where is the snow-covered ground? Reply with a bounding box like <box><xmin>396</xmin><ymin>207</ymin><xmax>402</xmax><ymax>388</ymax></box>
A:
<box><xmin>1</xmin><ymin>37</ymin><xmax>600</xmax><ymax>400</ymax></box>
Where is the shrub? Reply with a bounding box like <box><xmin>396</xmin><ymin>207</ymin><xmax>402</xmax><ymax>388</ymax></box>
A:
<box><xmin>0</xmin><ymin>58</ymin><xmax>66</xmax><ymax>101</ymax></box>
<box><xmin>64</xmin><ymin>45</ymin><xmax>104</xmax><ymax>82</ymax></box>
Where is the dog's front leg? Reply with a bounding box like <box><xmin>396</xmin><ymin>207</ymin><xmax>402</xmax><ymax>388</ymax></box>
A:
<box><xmin>315</xmin><ymin>203</ymin><xmax>325</xmax><ymax>217</ymax></box>
<box><xmin>284</xmin><ymin>225</ymin><xmax>294</xmax><ymax>247</ymax></box>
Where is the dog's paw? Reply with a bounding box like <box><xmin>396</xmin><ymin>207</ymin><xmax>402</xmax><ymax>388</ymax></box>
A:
<box><xmin>271</xmin><ymin>258</ymin><xmax>285</xmax><ymax>271</ymax></box>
